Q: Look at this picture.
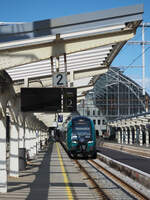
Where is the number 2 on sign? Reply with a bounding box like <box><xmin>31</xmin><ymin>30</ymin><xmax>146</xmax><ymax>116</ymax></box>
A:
<box><xmin>53</xmin><ymin>72</ymin><xmax>67</xmax><ymax>87</ymax></box>
<box><xmin>56</xmin><ymin>74</ymin><xmax>63</xmax><ymax>85</ymax></box>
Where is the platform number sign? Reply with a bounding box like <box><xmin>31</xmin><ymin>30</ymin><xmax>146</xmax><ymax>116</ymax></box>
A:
<box><xmin>53</xmin><ymin>72</ymin><xmax>67</xmax><ymax>87</ymax></box>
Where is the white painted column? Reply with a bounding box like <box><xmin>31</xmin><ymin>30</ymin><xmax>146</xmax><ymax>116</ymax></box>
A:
<box><xmin>41</xmin><ymin>131</ymin><xmax>45</xmax><ymax>147</ymax></box>
<box><xmin>44</xmin><ymin>132</ymin><xmax>48</xmax><ymax>146</ymax></box>
<box><xmin>121</xmin><ymin>127</ymin><xmax>124</xmax><ymax>144</ymax></box>
<box><xmin>0</xmin><ymin>119</ymin><xmax>7</xmax><ymax>193</ymax></box>
<box><xmin>133</xmin><ymin>126</ymin><xmax>137</xmax><ymax>144</ymax></box>
<box><xmin>33</xmin><ymin>130</ymin><xmax>37</xmax><ymax>157</ymax></box>
<box><xmin>36</xmin><ymin>130</ymin><xmax>40</xmax><ymax>152</ymax></box>
<box><xmin>38</xmin><ymin>131</ymin><xmax>41</xmax><ymax>151</ymax></box>
<box><xmin>25</xmin><ymin>128</ymin><xmax>31</xmax><ymax>160</ymax></box>
<box><xmin>35</xmin><ymin>130</ymin><xmax>38</xmax><ymax>154</ymax></box>
<box><xmin>29</xmin><ymin>130</ymin><xmax>34</xmax><ymax>159</ymax></box>
<box><xmin>139</xmin><ymin>126</ymin><xmax>143</xmax><ymax>146</ymax></box>
<box><xmin>9</xmin><ymin>123</ymin><xmax>19</xmax><ymax>178</ymax></box>
<box><xmin>19</xmin><ymin>126</ymin><xmax>24</xmax><ymax>148</ymax></box>
<box><xmin>36</xmin><ymin>131</ymin><xmax>39</xmax><ymax>154</ymax></box>
<box><xmin>125</xmin><ymin>127</ymin><xmax>128</xmax><ymax>145</ymax></box>
<box><xmin>145</xmin><ymin>128</ymin><xmax>149</xmax><ymax>147</ymax></box>
<box><xmin>129</xmin><ymin>127</ymin><xmax>133</xmax><ymax>145</ymax></box>
<box><xmin>25</xmin><ymin>128</ymin><xmax>29</xmax><ymax>150</ymax></box>
<box><xmin>29</xmin><ymin>130</ymin><xmax>32</xmax><ymax>157</ymax></box>
<box><xmin>29</xmin><ymin>130</ymin><xmax>36</xmax><ymax>159</ymax></box>
<box><xmin>39</xmin><ymin>131</ymin><xmax>42</xmax><ymax>150</ymax></box>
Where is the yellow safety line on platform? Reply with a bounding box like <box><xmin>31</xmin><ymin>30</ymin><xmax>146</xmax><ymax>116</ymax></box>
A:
<box><xmin>56</xmin><ymin>143</ymin><xmax>73</xmax><ymax>200</ymax></box>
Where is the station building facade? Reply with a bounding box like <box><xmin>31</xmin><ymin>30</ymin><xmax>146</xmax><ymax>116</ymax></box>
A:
<box><xmin>78</xmin><ymin>67</ymin><xmax>150</xmax><ymax>146</ymax></box>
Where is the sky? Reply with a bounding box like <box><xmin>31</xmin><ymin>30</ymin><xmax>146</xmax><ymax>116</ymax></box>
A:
<box><xmin>0</xmin><ymin>0</ymin><xmax>150</xmax><ymax>94</ymax></box>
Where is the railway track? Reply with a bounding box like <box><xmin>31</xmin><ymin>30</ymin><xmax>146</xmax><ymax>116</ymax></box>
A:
<box><xmin>61</xmin><ymin>142</ymin><xmax>149</xmax><ymax>199</ymax></box>
<box><xmin>74</xmin><ymin>158</ymin><xmax>149</xmax><ymax>200</ymax></box>
<box><xmin>74</xmin><ymin>159</ymin><xmax>110</xmax><ymax>200</ymax></box>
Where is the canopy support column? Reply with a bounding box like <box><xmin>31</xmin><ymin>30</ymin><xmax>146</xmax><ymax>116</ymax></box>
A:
<box><xmin>0</xmin><ymin>119</ymin><xmax>7</xmax><ymax>193</ymax></box>
<box><xmin>9</xmin><ymin>123</ymin><xmax>19</xmax><ymax>178</ymax></box>
<box><xmin>145</xmin><ymin>128</ymin><xmax>149</xmax><ymax>147</ymax></box>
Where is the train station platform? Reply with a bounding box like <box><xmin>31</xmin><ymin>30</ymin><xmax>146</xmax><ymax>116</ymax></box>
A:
<box><xmin>102</xmin><ymin>142</ymin><xmax>150</xmax><ymax>159</ymax></box>
<box><xmin>97</xmin><ymin>142</ymin><xmax>150</xmax><ymax>189</ymax></box>
<box><xmin>99</xmin><ymin>146</ymin><xmax>150</xmax><ymax>174</ymax></box>
<box><xmin>0</xmin><ymin>142</ymin><xmax>97</xmax><ymax>200</ymax></box>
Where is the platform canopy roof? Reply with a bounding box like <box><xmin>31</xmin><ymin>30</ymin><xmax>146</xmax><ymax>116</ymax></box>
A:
<box><xmin>0</xmin><ymin>4</ymin><xmax>143</xmax><ymax>127</ymax></box>
<box><xmin>108</xmin><ymin>112</ymin><xmax>150</xmax><ymax>127</ymax></box>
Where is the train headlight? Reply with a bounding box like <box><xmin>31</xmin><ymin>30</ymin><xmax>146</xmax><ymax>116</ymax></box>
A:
<box><xmin>71</xmin><ymin>135</ymin><xmax>78</xmax><ymax>143</ymax></box>
<box><xmin>72</xmin><ymin>141</ymin><xmax>77</xmax><ymax>144</ymax></box>
<box><xmin>88</xmin><ymin>141</ymin><xmax>94</xmax><ymax>151</ymax></box>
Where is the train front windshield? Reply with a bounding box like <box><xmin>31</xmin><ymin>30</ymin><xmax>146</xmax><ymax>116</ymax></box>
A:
<box><xmin>72</xmin><ymin>119</ymin><xmax>91</xmax><ymax>137</ymax></box>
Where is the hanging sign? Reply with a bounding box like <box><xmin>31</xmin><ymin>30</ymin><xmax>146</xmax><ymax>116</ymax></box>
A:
<box><xmin>53</xmin><ymin>72</ymin><xmax>67</xmax><ymax>87</ymax></box>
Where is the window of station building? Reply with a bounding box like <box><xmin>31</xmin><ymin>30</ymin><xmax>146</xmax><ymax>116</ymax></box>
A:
<box><xmin>93</xmin><ymin>119</ymin><xmax>96</xmax><ymax>125</ymax></box>
<box><xmin>87</xmin><ymin>110</ymin><xmax>90</xmax><ymax>116</ymax></box>
<box><xmin>98</xmin><ymin>110</ymin><xmax>100</xmax><ymax>116</ymax></box>
<box><xmin>98</xmin><ymin>119</ymin><xmax>101</xmax><ymax>125</ymax></box>
<box><xmin>102</xmin><ymin>119</ymin><xmax>106</xmax><ymax>125</ymax></box>
<box><xmin>93</xmin><ymin>110</ymin><xmax>95</xmax><ymax>116</ymax></box>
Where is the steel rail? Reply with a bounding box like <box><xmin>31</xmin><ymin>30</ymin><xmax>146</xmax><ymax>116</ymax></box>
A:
<box><xmin>88</xmin><ymin>159</ymin><xmax>149</xmax><ymax>200</ymax></box>
<box><xmin>61</xmin><ymin>141</ymin><xmax>110</xmax><ymax>199</ymax></box>
<box><xmin>74</xmin><ymin>159</ymin><xmax>111</xmax><ymax>200</ymax></box>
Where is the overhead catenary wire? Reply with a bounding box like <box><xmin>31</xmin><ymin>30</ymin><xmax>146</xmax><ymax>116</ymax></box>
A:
<box><xmin>126</xmin><ymin>45</ymin><xmax>150</xmax><ymax>70</ymax></box>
